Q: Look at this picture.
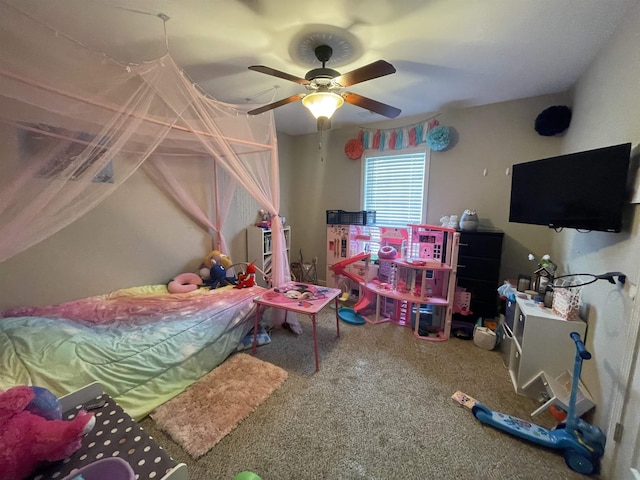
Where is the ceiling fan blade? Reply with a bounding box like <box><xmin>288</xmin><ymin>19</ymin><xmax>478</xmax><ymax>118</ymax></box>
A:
<box><xmin>342</xmin><ymin>92</ymin><xmax>401</xmax><ymax>118</ymax></box>
<box><xmin>248</xmin><ymin>65</ymin><xmax>310</xmax><ymax>85</ymax></box>
<box><xmin>334</xmin><ymin>60</ymin><xmax>396</xmax><ymax>87</ymax></box>
<box><xmin>247</xmin><ymin>94</ymin><xmax>305</xmax><ymax>115</ymax></box>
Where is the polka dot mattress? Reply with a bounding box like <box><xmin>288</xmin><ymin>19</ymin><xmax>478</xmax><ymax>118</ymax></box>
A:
<box><xmin>28</xmin><ymin>393</ymin><xmax>176</xmax><ymax>480</ymax></box>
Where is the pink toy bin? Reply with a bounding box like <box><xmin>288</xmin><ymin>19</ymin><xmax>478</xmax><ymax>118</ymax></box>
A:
<box><xmin>62</xmin><ymin>457</ymin><xmax>135</xmax><ymax>480</ymax></box>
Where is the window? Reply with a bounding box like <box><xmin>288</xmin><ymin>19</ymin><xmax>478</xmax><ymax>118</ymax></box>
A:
<box><xmin>362</xmin><ymin>149</ymin><xmax>428</xmax><ymax>227</ymax></box>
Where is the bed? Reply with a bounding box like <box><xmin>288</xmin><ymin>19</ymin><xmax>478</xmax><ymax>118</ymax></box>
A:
<box><xmin>0</xmin><ymin>284</ymin><xmax>265</xmax><ymax>420</ymax></box>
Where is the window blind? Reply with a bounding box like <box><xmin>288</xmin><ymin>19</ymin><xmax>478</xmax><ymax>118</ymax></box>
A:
<box><xmin>363</xmin><ymin>151</ymin><xmax>427</xmax><ymax>227</ymax></box>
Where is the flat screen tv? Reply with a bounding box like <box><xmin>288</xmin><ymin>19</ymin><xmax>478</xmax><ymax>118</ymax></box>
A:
<box><xmin>509</xmin><ymin>143</ymin><xmax>632</xmax><ymax>232</ymax></box>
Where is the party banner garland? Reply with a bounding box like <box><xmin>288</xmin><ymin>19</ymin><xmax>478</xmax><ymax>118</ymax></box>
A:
<box><xmin>344</xmin><ymin>117</ymin><xmax>450</xmax><ymax>159</ymax></box>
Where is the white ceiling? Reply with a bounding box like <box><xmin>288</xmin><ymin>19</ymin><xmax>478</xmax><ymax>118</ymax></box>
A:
<box><xmin>7</xmin><ymin>0</ymin><xmax>636</xmax><ymax>136</ymax></box>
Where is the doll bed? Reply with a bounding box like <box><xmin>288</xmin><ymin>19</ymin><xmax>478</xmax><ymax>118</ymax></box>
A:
<box><xmin>0</xmin><ymin>284</ymin><xmax>265</xmax><ymax>420</ymax></box>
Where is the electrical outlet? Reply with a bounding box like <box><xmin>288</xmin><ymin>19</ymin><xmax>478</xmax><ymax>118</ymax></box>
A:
<box><xmin>629</xmin><ymin>282</ymin><xmax>637</xmax><ymax>301</ymax></box>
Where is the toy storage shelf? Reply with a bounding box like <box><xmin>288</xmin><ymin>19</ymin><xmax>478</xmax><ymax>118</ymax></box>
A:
<box><xmin>247</xmin><ymin>226</ymin><xmax>290</xmax><ymax>287</ymax></box>
<box><xmin>522</xmin><ymin>369</ymin><xmax>595</xmax><ymax>418</ymax></box>
<box><xmin>361</xmin><ymin>225</ymin><xmax>459</xmax><ymax>342</ymax></box>
<box><xmin>504</xmin><ymin>295</ymin><xmax>588</xmax><ymax>402</ymax></box>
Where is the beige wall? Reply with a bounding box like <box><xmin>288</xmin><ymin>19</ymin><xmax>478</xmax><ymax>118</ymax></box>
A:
<box><xmin>550</xmin><ymin>1</ymin><xmax>640</xmax><ymax>464</ymax></box>
<box><xmin>287</xmin><ymin>126</ymin><xmax>363</xmax><ymax>269</ymax></box>
<box><xmin>287</xmin><ymin>93</ymin><xmax>570</xmax><ymax>286</ymax></box>
<box><xmin>423</xmin><ymin>96</ymin><xmax>570</xmax><ymax>281</ymax></box>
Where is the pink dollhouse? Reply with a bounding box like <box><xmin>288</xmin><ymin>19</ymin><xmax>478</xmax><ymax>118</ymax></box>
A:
<box><xmin>359</xmin><ymin>224</ymin><xmax>460</xmax><ymax>341</ymax></box>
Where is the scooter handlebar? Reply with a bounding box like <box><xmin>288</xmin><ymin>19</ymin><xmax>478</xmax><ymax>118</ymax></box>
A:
<box><xmin>570</xmin><ymin>332</ymin><xmax>592</xmax><ymax>360</ymax></box>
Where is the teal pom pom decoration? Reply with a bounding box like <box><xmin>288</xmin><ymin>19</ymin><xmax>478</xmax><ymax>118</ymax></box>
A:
<box><xmin>426</xmin><ymin>125</ymin><xmax>450</xmax><ymax>151</ymax></box>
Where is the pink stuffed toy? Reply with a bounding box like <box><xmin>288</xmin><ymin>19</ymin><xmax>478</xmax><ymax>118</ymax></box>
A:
<box><xmin>0</xmin><ymin>386</ymin><xmax>95</xmax><ymax>480</ymax></box>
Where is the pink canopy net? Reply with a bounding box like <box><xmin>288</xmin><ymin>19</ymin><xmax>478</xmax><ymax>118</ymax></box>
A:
<box><xmin>0</xmin><ymin>3</ymin><xmax>299</xmax><ymax>331</ymax></box>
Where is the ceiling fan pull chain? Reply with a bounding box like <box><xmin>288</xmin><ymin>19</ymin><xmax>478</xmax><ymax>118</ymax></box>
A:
<box><xmin>319</xmin><ymin>131</ymin><xmax>324</xmax><ymax>162</ymax></box>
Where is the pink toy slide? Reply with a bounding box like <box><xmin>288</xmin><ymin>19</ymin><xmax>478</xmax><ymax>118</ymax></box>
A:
<box><xmin>353</xmin><ymin>289</ymin><xmax>376</xmax><ymax>315</ymax></box>
<box><xmin>329</xmin><ymin>251</ymin><xmax>373</xmax><ymax>314</ymax></box>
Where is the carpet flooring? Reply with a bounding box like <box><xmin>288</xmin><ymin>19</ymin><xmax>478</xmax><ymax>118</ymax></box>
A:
<box><xmin>140</xmin><ymin>310</ymin><xmax>600</xmax><ymax>479</ymax></box>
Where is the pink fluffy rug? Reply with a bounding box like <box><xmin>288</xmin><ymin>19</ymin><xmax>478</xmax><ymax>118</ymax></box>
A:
<box><xmin>150</xmin><ymin>353</ymin><xmax>288</xmax><ymax>458</ymax></box>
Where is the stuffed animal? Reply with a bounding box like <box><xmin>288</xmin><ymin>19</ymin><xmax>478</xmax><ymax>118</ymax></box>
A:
<box><xmin>198</xmin><ymin>250</ymin><xmax>233</xmax><ymax>281</ymax></box>
<box><xmin>168</xmin><ymin>272</ymin><xmax>202</xmax><ymax>294</ymax></box>
<box><xmin>0</xmin><ymin>386</ymin><xmax>95</xmax><ymax>480</ymax></box>
<box><xmin>203</xmin><ymin>264</ymin><xmax>237</xmax><ymax>289</ymax></box>
<box><xmin>197</xmin><ymin>250</ymin><xmax>237</xmax><ymax>288</ymax></box>
<box><xmin>255</xmin><ymin>209</ymin><xmax>271</xmax><ymax>228</ymax></box>
<box><xmin>235</xmin><ymin>262</ymin><xmax>257</xmax><ymax>288</ymax></box>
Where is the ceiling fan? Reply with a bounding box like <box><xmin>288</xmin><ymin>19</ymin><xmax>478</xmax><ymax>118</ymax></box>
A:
<box><xmin>247</xmin><ymin>44</ymin><xmax>401</xmax><ymax>130</ymax></box>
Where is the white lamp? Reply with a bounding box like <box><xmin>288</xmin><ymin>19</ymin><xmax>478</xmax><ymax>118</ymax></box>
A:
<box><xmin>301</xmin><ymin>91</ymin><xmax>344</xmax><ymax>130</ymax></box>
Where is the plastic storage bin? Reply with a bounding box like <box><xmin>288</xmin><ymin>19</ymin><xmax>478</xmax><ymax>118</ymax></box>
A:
<box><xmin>326</xmin><ymin>210</ymin><xmax>342</xmax><ymax>224</ymax></box>
<box><xmin>326</xmin><ymin>210</ymin><xmax>376</xmax><ymax>225</ymax></box>
<box><xmin>62</xmin><ymin>457</ymin><xmax>135</xmax><ymax>480</ymax></box>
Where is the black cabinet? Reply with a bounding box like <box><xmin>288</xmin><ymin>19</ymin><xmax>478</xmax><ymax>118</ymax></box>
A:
<box><xmin>455</xmin><ymin>228</ymin><xmax>504</xmax><ymax>320</ymax></box>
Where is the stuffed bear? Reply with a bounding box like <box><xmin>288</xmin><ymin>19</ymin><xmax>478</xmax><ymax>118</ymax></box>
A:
<box><xmin>0</xmin><ymin>386</ymin><xmax>95</xmax><ymax>480</ymax></box>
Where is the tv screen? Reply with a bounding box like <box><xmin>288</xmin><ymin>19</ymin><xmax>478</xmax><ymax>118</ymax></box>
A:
<box><xmin>509</xmin><ymin>143</ymin><xmax>631</xmax><ymax>232</ymax></box>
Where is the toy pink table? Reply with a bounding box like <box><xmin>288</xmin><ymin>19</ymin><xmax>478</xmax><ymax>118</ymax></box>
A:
<box><xmin>252</xmin><ymin>282</ymin><xmax>342</xmax><ymax>372</ymax></box>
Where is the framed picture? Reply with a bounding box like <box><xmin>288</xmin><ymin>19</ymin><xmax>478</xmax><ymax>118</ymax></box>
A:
<box><xmin>18</xmin><ymin>123</ymin><xmax>114</xmax><ymax>183</ymax></box>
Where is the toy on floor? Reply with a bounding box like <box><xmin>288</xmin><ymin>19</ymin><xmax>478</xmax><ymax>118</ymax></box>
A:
<box><xmin>469</xmin><ymin>332</ymin><xmax>605</xmax><ymax>475</ymax></box>
<box><xmin>235</xmin><ymin>324</ymin><xmax>271</xmax><ymax>352</ymax></box>
<box><xmin>0</xmin><ymin>385</ymin><xmax>96</xmax><ymax>480</ymax></box>
<box><xmin>337</xmin><ymin>288</ymin><xmax>350</xmax><ymax>302</ymax></box>
<box><xmin>234</xmin><ymin>472</ymin><xmax>262</xmax><ymax>480</ymax></box>
<box><xmin>337</xmin><ymin>307</ymin><xmax>366</xmax><ymax>325</ymax></box>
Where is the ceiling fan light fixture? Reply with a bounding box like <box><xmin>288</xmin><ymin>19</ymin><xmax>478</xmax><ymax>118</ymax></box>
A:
<box><xmin>317</xmin><ymin>116</ymin><xmax>331</xmax><ymax>131</ymax></box>
<box><xmin>301</xmin><ymin>91</ymin><xmax>344</xmax><ymax>120</ymax></box>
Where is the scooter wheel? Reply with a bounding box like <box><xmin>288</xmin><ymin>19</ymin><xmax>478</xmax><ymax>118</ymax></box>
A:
<box><xmin>564</xmin><ymin>449</ymin><xmax>595</xmax><ymax>475</ymax></box>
